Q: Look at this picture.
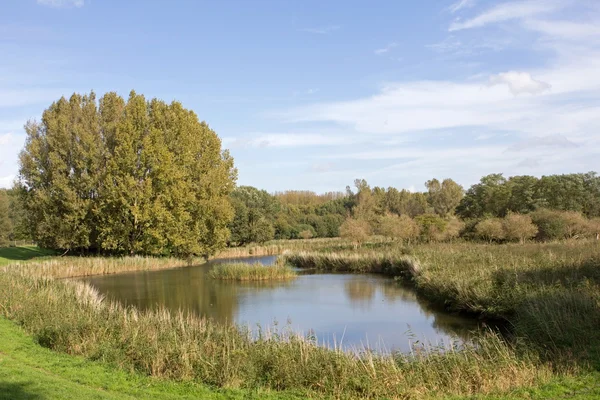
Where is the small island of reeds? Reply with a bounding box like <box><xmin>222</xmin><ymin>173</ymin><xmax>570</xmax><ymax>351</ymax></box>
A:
<box><xmin>209</xmin><ymin>261</ymin><xmax>297</xmax><ymax>281</ymax></box>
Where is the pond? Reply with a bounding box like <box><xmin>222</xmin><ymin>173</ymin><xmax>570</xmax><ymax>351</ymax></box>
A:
<box><xmin>82</xmin><ymin>256</ymin><xmax>484</xmax><ymax>353</ymax></box>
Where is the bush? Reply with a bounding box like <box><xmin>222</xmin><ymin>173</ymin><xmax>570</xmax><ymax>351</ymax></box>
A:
<box><xmin>530</xmin><ymin>209</ymin><xmax>567</xmax><ymax>241</ymax></box>
<box><xmin>339</xmin><ymin>218</ymin><xmax>371</xmax><ymax>248</ymax></box>
<box><xmin>502</xmin><ymin>213</ymin><xmax>538</xmax><ymax>244</ymax></box>
<box><xmin>475</xmin><ymin>218</ymin><xmax>505</xmax><ymax>243</ymax></box>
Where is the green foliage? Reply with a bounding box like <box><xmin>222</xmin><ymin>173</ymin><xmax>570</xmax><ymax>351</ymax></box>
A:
<box><xmin>475</xmin><ymin>218</ymin><xmax>505</xmax><ymax>242</ymax></box>
<box><xmin>18</xmin><ymin>91</ymin><xmax>236</xmax><ymax>257</ymax></box>
<box><xmin>0</xmin><ymin>190</ymin><xmax>11</xmax><ymax>246</ymax></box>
<box><xmin>502</xmin><ymin>213</ymin><xmax>538</xmax><ymax>244</ymax></box>
<box><xmin>457</xmin><ymin>172</ymin><xmax>600</xmax><ymax>219</ymax></box>
<box><xmin>425</xmin><ymin>178</ymin><xmax>464</xmax><ymax>216</ymax></box>
<box><xmin>414</xmin><ymin>214</ymin><xmax>447</xmax><ymax>242</ymax></box>
<box><xmin>339</xmin><ymin>217</ymin><xmax>371</xmax><ymax>247</ymax></box>
<box><xmin>376</xmin><ymin>214</ymin><xmax>420</xmax><ymax>243</ymax></box>
<box><xmin>228</xmin><ymin>186</ymin><xmax>279</xmax><ymax>244</ymax></box>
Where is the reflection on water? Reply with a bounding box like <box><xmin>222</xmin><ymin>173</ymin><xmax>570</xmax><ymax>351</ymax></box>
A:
<box><xmin>82</xmin><ymin>256</ymin><xmax>483</xmax><ymax>352</ymax></box>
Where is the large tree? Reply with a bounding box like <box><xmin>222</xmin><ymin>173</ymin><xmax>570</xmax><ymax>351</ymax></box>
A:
<box><xmin>19</xmin><ymin>91</ymin><xmax>236</xmax><ymax>257</ymax></box>
<box><xmin>425</xmin><ymin>178</ymin><xmax>464</xmax><ymax>217</ymax></box>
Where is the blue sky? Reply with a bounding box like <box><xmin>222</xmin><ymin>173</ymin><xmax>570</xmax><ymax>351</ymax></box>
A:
<box><xmin>1</xmin><ymin>0</ymin><xmax>599</xmax><ymax>193</ymax></box>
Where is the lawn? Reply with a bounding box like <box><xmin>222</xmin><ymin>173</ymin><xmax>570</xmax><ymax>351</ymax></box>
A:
<box><xmin>0</xmin><ymin>246</ymin><xmax>57</xmax><ymax>265</ymax></box>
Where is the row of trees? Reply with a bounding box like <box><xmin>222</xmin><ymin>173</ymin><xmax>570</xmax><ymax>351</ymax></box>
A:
<box><xmin>226</xmin><ymin>173</ymin><xmax>600</xmax><ymax>246</ymax></box>
<box><xmin>457</xmin><ymin>173</ymin><xmax>600</xmax><ymax>218</ymax></box>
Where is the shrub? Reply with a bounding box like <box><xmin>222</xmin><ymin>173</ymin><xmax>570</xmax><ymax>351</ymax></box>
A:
<box><xmin>339</xmin><ymin>218</ymin><xmax>371</xmax><ymax>248</ymax></box>
<box><xmin>502</xmin><ymin>213</ymin><xmax>538</xmax><ymax>244</ymax></box>
<box><xmin>476</xmin><ymin>218</ymin><xmax>505</xmax><ymax>243</ymax></box>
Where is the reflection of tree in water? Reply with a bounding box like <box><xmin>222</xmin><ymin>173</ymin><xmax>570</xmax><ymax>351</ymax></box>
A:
<box><xmin>344</xmin><ymin>277</ymin><xmax>376</xmax><ymax>306</ymax></box>
<box><xmin>376</xmin><ymin>278</ymin><xmax>485</xmax><ymax>342</ymax></box>
<box><xmin>89</xmin><ymin>259</ymin><xmax>292</xmax><ymax>325</ymax></box>
<box><xmin>379</xmin><ymin>281</ymin><xmax>419</xmax><ymax>303</ymax></box>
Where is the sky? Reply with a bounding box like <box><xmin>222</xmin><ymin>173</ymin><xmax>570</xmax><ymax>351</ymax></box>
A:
<box><xmin>1</xmin><ymin>0</ymin><xmax>599</xmax><ymax>193</ymax></box>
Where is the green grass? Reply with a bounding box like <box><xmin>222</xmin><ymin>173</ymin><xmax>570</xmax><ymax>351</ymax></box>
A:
<box><xmin>0</xmin><ymin>246</ymin><xmax>56</xmax><ymax>265</ymax></box>
<box><xmin>0</xmin><ymin>317</ymin><xmax>302</xmax><ymax>400</ymax></box>
<box><xmin>209</xmin><ymin>262</ymin><xmax>297</xmax><ymax>281</ymax></box>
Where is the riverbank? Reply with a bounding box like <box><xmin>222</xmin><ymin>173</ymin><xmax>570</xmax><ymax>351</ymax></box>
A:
<box><xmin>0</xmin><ymin>259</ymin><xmax>550</xmax><ymax>398</ymax></box>
<box><xmin>1</xmin><ymin>240</ymin><xmax>600</xmax><ymax>398</ymax></box>
<box><xmin>283</xmin><ymin>241</ymin><xmax>600</xmax><ymax>362</ymax></box>
<box><xmin>0</xmin><ymin>317</ymin><xmax>298</xmax><ymax>400</ymax></box>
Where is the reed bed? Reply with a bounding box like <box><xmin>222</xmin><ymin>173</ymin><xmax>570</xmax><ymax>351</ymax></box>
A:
<box><xmin>209</xmin><ymin>262</ymin><xmax>297</xmax><ymax>281</ymax></box>
<box><xmin>284</xmin><ymin>240</ymin><xmax>600</xmax><ymax>360</ymax></box>
<box><xmin>282</xmin><ymin>250</ymin><xmax>421</xmax><ymax>279</ymax></box>
<box><xmin>0</xmin><ymin>269</ymin><xmax>550</xmax><ymax>399</ymax></box>
<box><xmin>1</xmin><ymin>255</ymin><xmax>195</xmax><ymax>279</ymax></box>
<box><xmin>213</xmin><ymin>237</ymin><xmax>358</xmax><ymax>259</ymax></box>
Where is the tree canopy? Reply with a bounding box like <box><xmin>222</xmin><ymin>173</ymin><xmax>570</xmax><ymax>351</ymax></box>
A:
<box><xmin>18</xmin><ymin>91</ymin><xmax>236</xmax><ymax>257</ymax></box>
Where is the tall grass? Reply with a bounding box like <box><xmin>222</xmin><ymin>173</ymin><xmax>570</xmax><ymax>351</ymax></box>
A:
<box><xmin>0</xmin><ymin>270</ymin><xmax>550</xmax><ymax>398</ymax></box>
<box><xmin>284</xmin><ymin>240</ymin><xmax>600</xmax><ymax>361</ymax></box>
<box><xmin>1</xmin><ymin>255</ymin><xmax>195</xmax><ymax>278</ymax></box>
<box><xmin>282</xmin><ymin>251</ymin><xmax>421</xmax><ymax>278</ymax></box>
<box><xmin>213</xmin><ymin>237</ymin><xmax>368</xmax><ymax>259</ymax></box>
<box><xmin>2</xmin><ymin>240</ymin><xmax>598</xmax><ymax>397</ymax></box>
<box><xmin>209</xmin><ymin>262</ymin><xmax>297</xmax><ymax>281</ymax></box>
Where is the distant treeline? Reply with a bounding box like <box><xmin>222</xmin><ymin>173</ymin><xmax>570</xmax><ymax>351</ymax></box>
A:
<box><xmin>227</xmin><ymin>172</ymin><xmax>600</xmax><ymax>245</ymax></box>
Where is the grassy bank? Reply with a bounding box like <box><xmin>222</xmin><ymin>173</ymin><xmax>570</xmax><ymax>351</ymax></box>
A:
<box><xmin>1</xmin><ymin>240</ymin><xmax>599</xmax><ymax>398</ymax></box>
<box><xmin>213</xmin><ymin>238</ymin><xmax>357</xmax><ymax>259</ymax></box>
<box><xmin>2</xmin><ymin>255</ymin><xmax>197</xmax><ymax>279</ymax></box>
<box><xmin>2</xmin><ymin>317</ymin><xmax>599</xmax><ymax>400</ymax></box>
<box><xmin>283</xmin><ymin>241</ymin><xmax>600</xmax><ymax>362</ymax></box>
<box><xmin>0</xmin><ymin>317</ymin><xmax>298</xmax><ymax>400</ymax></box>
<box><xmin>209</xmin><ymin>262</ymin><xmax>297</xmax><ymax>281</ymax></box>
<box><xmin>0</xmin><ymin>266</ymin><xmax>551</xmax><ymax>399</ymax></box>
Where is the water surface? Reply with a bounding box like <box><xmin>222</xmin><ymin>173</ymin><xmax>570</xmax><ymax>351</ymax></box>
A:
<box><xmin>83</xmin><ymin>256</ymin><xmax>482</xmax><ymax>352</ymax></box>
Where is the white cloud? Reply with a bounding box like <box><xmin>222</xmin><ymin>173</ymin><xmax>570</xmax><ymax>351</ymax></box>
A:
<box><xmin>0</xmin><ymin>132</ymin><xmax>14</xmax><ymax>146</ymax></box>
<box><xmin>0</xmin><ymin>175</ymin><xmax>15</xmax><ymax>189</ymax></box>
<box><xmin>275</xmin><ymin>46</ymin><xmax>600</xmax><ymax>168</ymax></box>
<box><xmin>506</xmin><ymin>134</ymin><xmax>579</xmax><ymax>152</ymax></box>
<box><xmin>300</xmin><ymin>25</ymin><xmax>340</xmax><ymax>34</ymax></box>
<box><xmin>37</xmin><ymin>0</ymin><xmax>84</xmax><ymax>8</ymax></box>
<box><xmin>0</xmin><ymin>132</ymin><xmax>25</xmax><ymax>189</ymax></box>
<box><xmin>489</xmin><ymin>71</ymin><xmax>551</xmax><ymax>95</ymax></box>
<box><xmin>0</xmin><ymin>88</ymin><xmax>67</xmax><ymax>108</ymax></box>
<box><xmin>449</xmin><ymin>0</ymin><xmax>476</xmax><ymax>13</ymax></box>
<box><xmin>374</xmin><ymin>42</ymin><xmax>398</xmax><ymax>55</ymax></box>
<box><xmin>524</xmin><ymin>19</ymin><xmax>600</xmax><ymax>40</ymax></box>
<box><xmin>223</xmin><ymin>133</ymin><xmax>355</xmax><ymax>149</ymax></box>
<box><xmin>449</xmin><ymin>0</ymin><xmax>564</xmax><ymax>31</ymax></box>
